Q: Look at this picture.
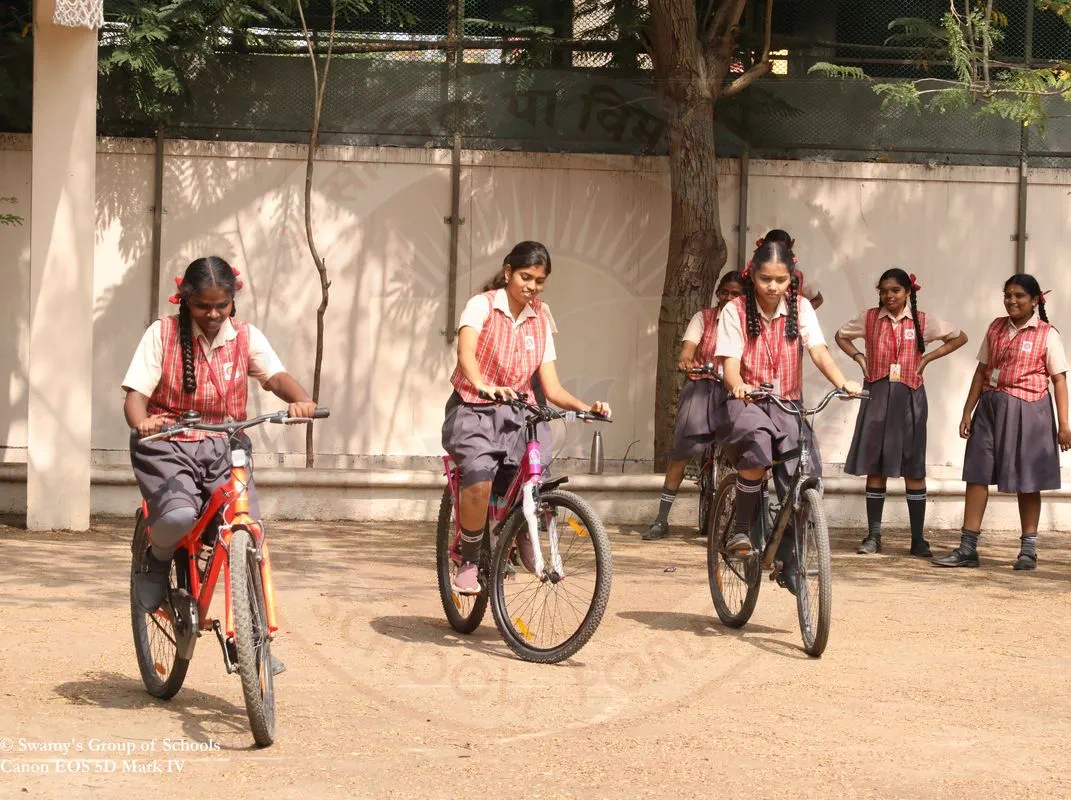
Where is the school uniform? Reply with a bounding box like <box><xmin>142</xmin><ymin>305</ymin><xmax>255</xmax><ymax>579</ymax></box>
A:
<box><xmin>669</xmin><ymin>307</ymin><xmax>729</xmax><ymax>461</ymax></box>
<box><xmin>840</xmin><ymin>308</ymin><xmax>961</xmax><ymax>479</ymax></box>
<box><xmin>963</xmin><ymin>314</ymin><xmax>1067</xmax><ymax>493</ymax></box>
<box><xmin>713</xmin><ymin>294</ymin><xmax>826</xmax><ymax>483</ymax></box>
<box><xmin>123</xmin><ymin>316</ymin><xmax>286</xmax><ymax>523</ymax></box>
<box><xmin>441</xmin><ymin>289</ymin><xmax>556</xmax><ymax>489</ymax></box>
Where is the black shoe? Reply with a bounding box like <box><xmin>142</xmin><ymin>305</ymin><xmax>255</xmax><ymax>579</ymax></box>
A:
<box><xmin>910</xmin><ymin>539</ymin><xmax>932</xmax><ymax>558</ymax></box>
<box><xmin>1013</xmin><ymin>553</ymin><xmax>1037</xmax><ymax>571</ymax></box>
<box><xmin>856</xmin><ymin>536</ymin><xmax>881</xmax><ymax>555</ymax></box>
<box><xmin>643</xmin><ymin>520</ymin><xmax>669</xmax><ymax>541</ymax></box>
<box><xmin>931</xmin><ymin>548</ymin><xmax>979</xmax><ymax>568</ymax></box>
<box><xmin>725</xmin><ymin>531</ymin><xmax>753</xmax><ymax>555</ymax></box>
<box><xmin>134</xmin><ymin>550</ymin><xmax>172</xmax><ymax>613</ymax></box>
<box><xmin>775</xmin><ymin>535</ymin><xmax>799</xmax><ymax>596</ymax></box>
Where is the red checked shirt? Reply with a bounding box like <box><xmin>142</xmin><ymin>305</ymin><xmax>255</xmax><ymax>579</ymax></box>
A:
<box><xmin>978</xmin><ymin>315</ymin><xmax>1067</xmax><ymax>401</ymax></box>
<box><xmin>683</xmin><ymin>308</ymin><xmax>720</xmax><ymax>381</ymax></box>
<box><xmin>450</xmin><ymin>290</ymin><xmax>556</xmax><ymax>404</ymax></box>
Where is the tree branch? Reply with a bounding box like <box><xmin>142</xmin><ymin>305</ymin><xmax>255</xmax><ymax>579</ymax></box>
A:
<box><xmin>721</xmin><ymin>0</ymin><xmax>773</xmax><ymax>98</ymax></box>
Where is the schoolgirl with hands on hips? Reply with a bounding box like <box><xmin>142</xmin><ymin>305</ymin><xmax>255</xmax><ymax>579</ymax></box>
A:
<box><xmin>714</xmin><ymin>240</ymin><xmax>861</xmax><ymax>594</ymax></box>
<box><xmin>442</xmin><ymin>241</ymin><xmax>611</xmax><ymax>595</ymax></box>
<box><xmin>123</xmin><ymin>256</ymin><xmax>317</xmax><ymax>615</ymax></box>
<box><xmin>933</xmin><ymin>274</ymin><xmax>1071</xmax><ymax>571</ymax></box>
<box><xmin>643</xmin><ymin>271</ymin><xmax>745</xmax><ymax>541</ymax></box>
<box><xmin>835</xmin><ymin>269</ymin><xmax>968</xmax><ymax>557</ymax></box>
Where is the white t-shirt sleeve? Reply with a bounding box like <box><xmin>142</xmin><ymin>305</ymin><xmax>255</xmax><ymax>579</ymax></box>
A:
<box><xmin>542</xmin><ymin>319</ymin><xmax>557</xmax><ymax>364</ymax></box>
<box><xmin>836</xmin><ymin>310</ymin><xmax>867</xmax><ymax>342</ymax></box>
<box><xmin>121</xmin><ymin>321</ymin><xmax>164</xmax><ymax>397</ymax></box>
<box><xmin>799</xmin><ymin>298</ymin><xmax>827</xmax><ymax>349</ymax></box>
<box><xmin>923</xmin><ymin>316</ymin><xmax>962</xmax><ymax>344</ymax></box>
<box><xmin>1046</xmin><ymin>328</ymin><xmax>1068</xmax><ymax>376</ymax></box>
<box><xmin>976</xmin><ymin>335</ymin><xmax>990</xmax><ymax>365</ymax></box>
<box><xmin>246</xmin><ymin>324</ymin><xmax>287</xmax><ymax>386</ymax></box>
<box><xmin>457</xmin><ymin>294</ymin><xmax>493</xmax><ymax>332</ymax></box>
<box><xmin>714</xmin><ymin>304</ymin><xmax>746</xmax><ymax>361</ymax></box>
<box><xmin>682</xmin><ymin>311</ymin><xmax>706</xmax><ymax>344</ymax></box>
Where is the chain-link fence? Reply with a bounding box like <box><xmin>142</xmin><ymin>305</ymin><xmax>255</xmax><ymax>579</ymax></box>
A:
<box><xmin>1</xmin><ymin>1</ymin><xmax>1070</xmax><ymax>166</ymax></box>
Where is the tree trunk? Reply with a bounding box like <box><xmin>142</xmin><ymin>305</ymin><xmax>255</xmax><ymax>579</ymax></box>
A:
<box><xmin>649</xmin><ymin>0</ymin><xmax>730</xmax><ymax>470</ymax></box>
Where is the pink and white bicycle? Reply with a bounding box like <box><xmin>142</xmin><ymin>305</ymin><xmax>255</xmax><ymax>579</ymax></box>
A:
<box><xmin>436</xmin><ymin>394</ymin><xmax>612</xmax><ymax>663</ymax></box>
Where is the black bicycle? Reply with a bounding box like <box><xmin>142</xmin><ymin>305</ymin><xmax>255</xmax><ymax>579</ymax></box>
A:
<box><xmin>707</xmin><ymin>384</ymin><xmax>866</xmax><ymax>657</ymax></box>
<box><xmin>686</xmin><ymin>364</ymin><xmax>735</xmax><ymax>536</ymax></box>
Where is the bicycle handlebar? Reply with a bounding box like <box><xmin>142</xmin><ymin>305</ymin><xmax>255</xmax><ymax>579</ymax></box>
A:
<box><xmin>744</xmin><ymin>384</ymin><xmax>868</xmax><ymax>417</ymax></box>
<box><xmin>685</xmin><ymin>362</ymin><xmax>722</xmax><ymax>378</ymax></box>
<box><xmin>136</xmin><ymin>408</ymin><xmax>331</xmax><ymax>442</ymax></box>
<box><xmin>476</xmin><ymin>390</ymin><xmax>612</xmax><ymax>424</ymax></box>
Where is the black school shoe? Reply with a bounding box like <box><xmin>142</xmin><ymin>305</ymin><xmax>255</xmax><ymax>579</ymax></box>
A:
<box><xmin>1013</xmin><ymin>553</ymin><xmax>1038</xmax><ymax>571</ymax></box>
<box><xmin>909</xmin><ymin>539</ymin><xmax>932</xmax><ymax>558</ymax></box>
<box><xmin>856</xmin><ymin>536</ymin><xmax>881</xmax><ymax>555</ymax></box>
<box><xmin>134</xmin><ymin>550</ymin><xmax>171</xmax><ymax>613</ymax></box>
<box><xmin>642</xmin><ymin>520</ymin><xmax>669</xmax><ymax>541</ymax></box>
<box><xmin>775</xmin><ymin>535</ymin><xmax>799</xmax><ymax>596</ymax></box>
<box><xmin>931</xmin><ymin>548</ymin><xmax>980</xmax><ymax>568</ymax></box>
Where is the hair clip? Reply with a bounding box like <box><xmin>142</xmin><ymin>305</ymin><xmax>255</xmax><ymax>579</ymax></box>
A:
<box><xmin>908</xmin><ymin>273</ymin><xmax>921</xmax><ymax>292</ymax></box>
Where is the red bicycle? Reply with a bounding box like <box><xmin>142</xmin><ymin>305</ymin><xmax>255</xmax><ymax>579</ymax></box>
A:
<box><xmin>129</xmin><ymin>408</ymin><xmax>328</xmax><ymax>747</ymax></box>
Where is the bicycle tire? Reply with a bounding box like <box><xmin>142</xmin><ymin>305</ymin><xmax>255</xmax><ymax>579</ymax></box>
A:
<box><xmin>230</xmin><ymin>527</ymin><xmax>276</xmax><ymax>747</ymax></box>
<box><xmin>130</xmin><ymin>510</ymin><xmax>192</xmax><ymax>700</ymax></box>
<box><xmin>796</xmin><ymin>488</ymin><xmax>832</xmax><ymax>657</ymax></box>
<box><xmin>435</xmin><ymin>487</ymin><xmax>489</xmax><ymax>634</ymax></box>
<box><xmin>707</xmin><ymin>473</ymin><xmax>761</xmax><ymax>629</ymax></box>
<box><xmin>489</xmin><ymin>490</ymin><xmax>611</xmax><ymax>663</ymax></box>
<box><xmin>697</xmin><ymin>458</ymin><xmax>715</xmax><ymax>535</ymax></box>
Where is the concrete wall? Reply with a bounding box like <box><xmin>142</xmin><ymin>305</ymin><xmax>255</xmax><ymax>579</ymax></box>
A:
<box><xmin>3</xmin><ymin>136</ymin><xmax>1071</xmax><ymax>523</ymax></box>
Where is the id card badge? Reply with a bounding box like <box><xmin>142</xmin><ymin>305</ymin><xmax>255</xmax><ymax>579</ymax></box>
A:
<box><xmin>989</xmin><ymin>368</ymin><xmax>1000</xmax><ymax>387</ymax></box>
<box><xmin>770</xmin><ymin>379</ymin><xmax>782</xmax><ymax>397</ymax></box>
<box><xmin>889</xmin><ymin>363</ymin><xmax>902</xmax><ymax>383</ymax></box>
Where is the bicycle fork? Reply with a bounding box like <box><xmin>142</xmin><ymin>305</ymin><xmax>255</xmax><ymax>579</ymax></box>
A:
<box><xmin>521</xmin><ymin>482</ymin><xmax>564</xmax><ymax>582</ymax></box>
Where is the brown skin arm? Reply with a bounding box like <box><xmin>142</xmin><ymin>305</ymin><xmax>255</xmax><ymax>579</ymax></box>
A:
<box><xmin>960</xmin><ymin>364</ymin><xmax>987</xmax><ymax>439</ymax></box>
<box><xmin>124</xmin><ymin>372</ymin><xmax>316</xmax><ymax>438</ymax></box>
<box><xmin>1052</xmin><ymin>373</ymin><xmax>1071</xmax><ymax>450</ymax></box>
<box><xmin>918</xmin><ymin>331</ymin><xmax>968</xmax><ymax>375</ymax></box>
<box><xmin>810</xmin><ymin>292</ymin><xmax>825</xmax><ymax>310</ymax></box>
<box><xmin>834</xmin><ymin>330</ymin><xmax>870</xmax><ymax>381</ymax></box>
<box><xmin>536</xmin><ymin>361</ymin><xmax>611</xmax><ymax>416</ymax></box>
<box><xmin>677</xmin><ymin>340</ymin><xmax>699</xmax><ymax>372</ymax></box>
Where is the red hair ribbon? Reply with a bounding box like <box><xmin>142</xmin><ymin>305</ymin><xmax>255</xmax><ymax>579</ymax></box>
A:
<box><xmin>741</xmin><ymin>259</ymin><xmax>753</xmax><ymax>279</ymax></box>
<box><xmin>792</xmin><ymin>256</ymin><xmax>799</xmax><ymax>265</ymax></box>
<box><xmin>909</xmin><ymin>273</ymin><xmax>921</xmax><ymax>292</ymax></box>
<box><xmin>169</xmin><ymin>275</ymin><xmax>184</xmax><ymax>305</ymax></box>
<box><xmin>754</xmin><ymin>237</ymin><xmax>764</xmax><ymax>248</ymax></box>
<box><xmin>1041</xmin><ymin>290</ymin><xmax>1052</xmax><ymax>303</ymax></box>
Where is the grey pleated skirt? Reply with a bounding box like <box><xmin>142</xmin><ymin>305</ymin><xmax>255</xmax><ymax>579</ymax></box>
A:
<box><xmin>962</xmin><ymin>390</ymin><xmax>1060</xmax><ymax>493</ymax></box>
<box><xmin>669</xmin><ymin>379</ymin><xmax>727</xmax><ymax>461</ymax></box>
<box><xmin>845</xmin><ymin>378</ymin><xmax>927</xmax><ymax>479</ymax></box>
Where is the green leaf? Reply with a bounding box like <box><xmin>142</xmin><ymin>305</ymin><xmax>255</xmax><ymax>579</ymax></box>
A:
<box><xmin>807</xmin><ymin>62</ymin><xmax>868</xmax><ymax>80</ymax></box>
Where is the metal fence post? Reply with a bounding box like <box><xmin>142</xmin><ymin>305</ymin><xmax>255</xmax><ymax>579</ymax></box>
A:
<box><xmin>1015</xmin><ymin>0</ymin><xmax>1034</xmax><ymax>275</ymax></box>
<box><xmin>445</xmin><ymin>0</ymin><xmax>465</xmax><ymax>343</ymax></box>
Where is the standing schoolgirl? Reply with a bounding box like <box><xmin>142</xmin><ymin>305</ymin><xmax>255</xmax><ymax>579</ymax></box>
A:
<box><xmin>643</xmin><ymin>271</ymin><xmax>745</xmax><ymax>540</ymax></box>
<box><xmin>835</xmin><ymin>269</ymin><xmax>968</xmax><ymax>557</ymax></box>
<box><xmin>442</xmin><ymin>241</ymin><xmax>611</xmax><ymax>594</ymax></box>
<box><xmin>758</xmin><ymin>229</ymin><xmax>824</xmax><ymax>309</ymax></box>
<box><xmin>933</xmin><ymin>274</ymin><xmax>1071</xmax><ymax>571</ymax></box>
<box><xmin>715</xmin><ymin>241</ymin><xmax>860</xmax><ymax>594</ymax></box>
<box><xmin>123</xmin><ymin>257</ymin><xmax>317</xmax><ymax>614</ymax></box>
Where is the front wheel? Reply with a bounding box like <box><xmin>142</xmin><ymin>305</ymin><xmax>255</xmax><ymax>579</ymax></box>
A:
<box><xmin>795</xmin><ymin>488</ymin><xmax>832</xmax><ymax>657</ymax></box>
<box><xmin>490</xmin><ymin>490</ymin><xmax>612</xmax><ymax>663</ymax></box>
<box><xmin>435</xmin><ymin>488</ymin><xmax>489</xmax><ymax>634</ymax></box>
<box><xmin>130</xmin><ymin>509</ymin><xmax>191</xmax><ymax>699</ymax></box>
<box><xmin>696</xmin><ymin>455</ymin><xmax>716</xmax><ymax>535</ymax></box>
<box><xmin>707</xmin><ymin>473</ymin><xmax>761</xmax><ymax>628</ymax></box>
<box><xmin>230</xmin><ymin>527</ymin><xmax>276</xmax><ymax>746</ymax></box>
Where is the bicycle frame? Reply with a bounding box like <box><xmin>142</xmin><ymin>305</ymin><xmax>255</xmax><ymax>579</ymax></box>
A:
<box><xmin>443</xmin><ymin>414</ymin><xmax>561</xmax><ymax>579</ymax></box>
<box><xmin>145</xmin><ymin>443</ymin><xmax>278</xmax><ymax>646</ymax></box>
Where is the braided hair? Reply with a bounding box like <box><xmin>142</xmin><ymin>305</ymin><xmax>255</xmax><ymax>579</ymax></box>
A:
<box><xmin>877</xmin><ymin>268</ymin><xmax>925</xmax><ymax>355</ymax></box>
<box><xmin>176</xmin><ymin>256</ymin><xmax>240</xmax><ymax>394</ymax></box>
<box><xmin>1004</xmin><ymin>274</ymin><xmax>1049</xmax><ymax>323</ymax></box>
<box><xmin>744</xmin><ymin>240</ymin><xmax>799</xmax><ymax>342</ymax></box>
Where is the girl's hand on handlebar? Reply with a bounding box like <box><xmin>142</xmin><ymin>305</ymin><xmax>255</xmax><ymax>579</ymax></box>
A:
<box><xmin>840</xmin><ymin>380</ymin><xmax>863</xmax><ymax>397</ymax></box>
<box><xmin>588</xmin><ymin>401</ymin><xmax>612</xmax><ymax>418</ymax></box>
<box><xmin>477</xmin><ymin>384</ymin><xmax>518</xmax><ymax>402</ymax></box>
<box><xmin>286</xmin><ymin>401</ymin><xmax>319</xmax><ymax>421</ymax></box>
<box><xmin>136</xmin><ymin>415</ymin><xmax>168</xmax><ymax>438</ymax></box>
<box><xmin>677</xmin><ymin>357</ymin><xmax>696</xmax><ymax>372</ymax></box>
<box><xmin>730</xmin><ymin>383</ymin><xmax>754</xmax><ymax>401</ymax></box>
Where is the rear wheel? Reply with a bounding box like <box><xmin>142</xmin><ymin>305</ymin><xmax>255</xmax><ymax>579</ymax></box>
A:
<box><xmin>707</xmin><ymin>474</ymin><xmax>761</xmax><ymax>628</ymax></box>
<box><xmin>795</xmin><ymin>488</ymin><xmax>832</xmax><ymax>657</ymax></box>
<box><xmin>435</xmin><ymin>487</ymin><xmax>488</xmax><ymax>634</ymax></box>
<box><xmin>130</xmin><ymin>509</ymin><xmax>191</xmax><ymax>699</ymax></box>
<box><xmin>230</xmin><ymin>527</ymin><xmax>276</xmax><ymax>747</ymax></box>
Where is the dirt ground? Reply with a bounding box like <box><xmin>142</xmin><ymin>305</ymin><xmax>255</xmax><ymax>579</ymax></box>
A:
<box><xmin>2</xmin><ymin>516</ymin><xmax>1070</xmax><ymax>799</ymax></box>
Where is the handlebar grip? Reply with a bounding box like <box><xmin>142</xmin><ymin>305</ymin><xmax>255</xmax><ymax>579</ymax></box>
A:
<box><xmin>858</xmin><ymin>390</ymin><xmax>871</xmax><ymax>400</ymax></box>
<box><xmin>312</xmin><ymin>408</ymin><xmax>330</xmax><ymax>419</ymax></box>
